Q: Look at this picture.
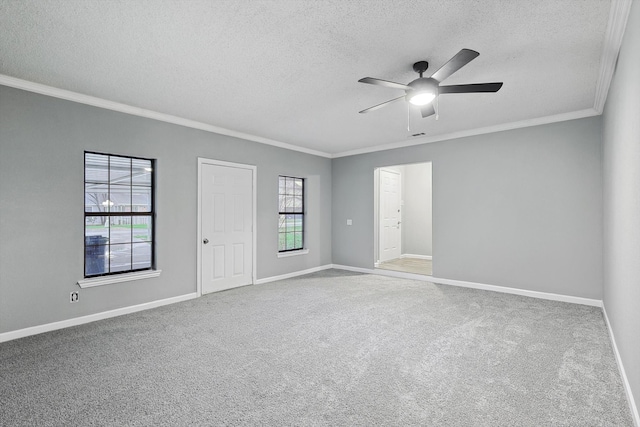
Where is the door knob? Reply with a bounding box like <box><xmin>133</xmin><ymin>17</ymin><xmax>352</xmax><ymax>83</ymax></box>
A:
<box><xmin>203</xmin><ymin>238</ymin><xmax>209</xmax><ymax>244</ymax></box>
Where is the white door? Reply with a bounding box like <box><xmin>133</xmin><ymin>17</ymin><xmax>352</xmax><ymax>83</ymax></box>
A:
<box><xmin>200</xmin><ymin>162</ymin><xmax>254</xmax><ymax>294</ymax></box>
<box><xmin>379</xmin><ymin>169</ymin><xmax>401</xmax><ymax>262</ymax></box>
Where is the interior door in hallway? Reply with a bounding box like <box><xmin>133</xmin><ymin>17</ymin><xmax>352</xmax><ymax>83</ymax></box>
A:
<box><xmin>379</xmin><ymin>169</ymin><xmax>401</xmax><ymax>262</ymax></box>
<box><xmin>200</xmin><ymin>162</ymin><xmax>254</xmax><ymax>294</ymax></box>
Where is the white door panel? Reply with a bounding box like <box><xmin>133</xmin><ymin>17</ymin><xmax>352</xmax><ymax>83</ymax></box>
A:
<box><xmin>379</xmin><ymin>169</ymin><xmax>401</xmax><ymax>262</ymax></box>
<box><xmin>201</xmin><ymin>163</ymin><xmax>253</xmax><ymax>294</ymax></box>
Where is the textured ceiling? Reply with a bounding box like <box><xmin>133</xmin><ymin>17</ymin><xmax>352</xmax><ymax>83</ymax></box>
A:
<box><xmin>0</xmin><ymin>0</ymin><xmax>612</xmax><ymax>156</ymax></box>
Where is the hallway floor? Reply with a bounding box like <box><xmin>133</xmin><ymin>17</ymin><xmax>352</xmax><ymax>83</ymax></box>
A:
<box><xmin>377</xmin><ymin>256</ymin><xmax>432</xmax><ymax>276</ymax></box>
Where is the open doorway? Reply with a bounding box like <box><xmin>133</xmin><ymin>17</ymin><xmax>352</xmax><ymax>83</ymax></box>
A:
<box><xmin>374</xmin><ymin>162</ymin><xmax>432</xmax><ymax>276</ymax></box>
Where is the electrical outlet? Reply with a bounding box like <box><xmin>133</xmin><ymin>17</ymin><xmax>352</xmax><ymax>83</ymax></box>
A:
<box><xmin>70</xmin><ymin>291</ymin><xmax>79</xmax><ymax>303</ymax></box>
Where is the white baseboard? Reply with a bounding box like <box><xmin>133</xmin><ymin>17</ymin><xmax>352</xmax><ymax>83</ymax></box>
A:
<box><xmin>333</xmin><ymin>264</ymin><xmax>434</xmax><ymax>282</ymax></box>
<box><xmin>429</xmin><ymin>276</ymin><xmax>602</xmax><ymax>307</ymax></box>
<box><xmin>255</xmin><ymin>264</ymin><xmax>333</xmax><ymax>285</ymax></box>
<box><xmin>331</xmin><ymin>264</ymin><xmax>376</xmax><ymax>274</ymax></box>
<box><xmin>401</xmin><ymin>254</ymin><xmax>432</xmax><ymax>260</ymax></box>
<box><xmin>331</xmin><ymin>264</ymin><xmax>601</xmax><ymax>307</ymax></box>
<box><xmin>375</xmin><ymin>269</ymin><xmax>433</xmax><ymax>281</ymax></box>
<box><xmin>0</xmin><ymin>293</ymin><xmax>198</xmax><ymax>343</ymax></box>
<box><xmin>603</xmin><ymin>305</ymin><xmax>640</xmax><ymax>427</ymax></box>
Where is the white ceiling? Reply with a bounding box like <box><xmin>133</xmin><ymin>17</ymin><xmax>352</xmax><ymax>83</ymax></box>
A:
<box><xmin>0</xmin><ymin>0</ymin><xmax>622</xmax><ymax>157</ymax></box>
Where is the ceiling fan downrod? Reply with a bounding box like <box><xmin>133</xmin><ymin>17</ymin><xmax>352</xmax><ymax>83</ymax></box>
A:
<box><xmin>412</xmin><ymin>61</ymin><xmax>429</xmax><ymax>78</ymax></box>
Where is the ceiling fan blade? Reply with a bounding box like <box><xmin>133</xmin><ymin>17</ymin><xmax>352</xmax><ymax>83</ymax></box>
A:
<box><xmin>358</xmin><ymin>77</ymin><xmax>412</xmax><ymax>91</ymax></box>
<box><xmin>439</xmin><ymin>82</ymin><xmax>503</xmax><ymax>94</ymax></box>
<box><xmin>359</xmin><ymin>96</ymin><xmax>405</xmax><ymax>114</ymax></box>
<box><xmin>421</xmin><ymin>103</ymin><xmax>435</xmax><ymax>118</ymax></box>
<box><xmin>430</xmin><ymin>49</ymin><xmax>480</xmax><ymax>82</ymax></box>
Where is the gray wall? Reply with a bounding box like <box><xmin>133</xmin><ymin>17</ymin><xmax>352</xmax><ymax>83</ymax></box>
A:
<box><xmin>0</xmin><ymin>86</ymin><xmax>332</xmax><ymax>334</ymax></box>
<box><xmin>333</xmin><ymin>117</ymin><xmax>603</xmax><ymax>299</ymax></box>
<box><xmin>602</xmin><ymin>0</ymin><xmax>640</xmax><ymax>415</ymax></box>
<box><xmin>402</xmin><ymin>162</ymin><xmax>432</xmax><ymax>257</ymax></box>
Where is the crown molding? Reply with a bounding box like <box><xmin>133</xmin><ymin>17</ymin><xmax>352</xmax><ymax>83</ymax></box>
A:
<box><xmin>0</xmin><ymin>70</ymin><xmax>611</xmax><ymax>160</ymax></box>
<box><xmin>332</xmin><ymin>108</ymin><xmax>600</xmax><ymax>158</ymax></box>
<box><xmin>0</xmin><ymin>74</ymin><xmax>332</xmax><ymax>159</ymax></box>
<box><xmin>593</xmin><ymin>0</ymin><xmax>633</xmax><ymax>113</ymax></box>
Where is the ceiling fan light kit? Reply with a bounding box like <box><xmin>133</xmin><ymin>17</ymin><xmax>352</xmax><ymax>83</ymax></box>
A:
<box><xmin>358</xmin><ymin>49</ymin><xmax>503</xmax><ymax>118</ymax></box>
<box><xmin>408</xmin><ymin>92</ymin><xmax>436</xmax><ymax>106</ymax></box>
<box><xmin>406</xmin><ymin>60</ymin><xmax>438</xmax><ymax>106</ymax></box>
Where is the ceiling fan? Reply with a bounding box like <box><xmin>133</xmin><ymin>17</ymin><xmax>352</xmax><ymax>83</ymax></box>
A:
<box><xmin>358</xmin><ymin>49</ymin><xmax>503</xmax><ymax>118</ymax></box>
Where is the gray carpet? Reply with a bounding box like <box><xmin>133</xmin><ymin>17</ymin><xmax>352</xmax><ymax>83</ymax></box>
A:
<box><xmin>0</xmin><ymin>269</ymin><xmax>633</xmax><ymax>426</ymax></box>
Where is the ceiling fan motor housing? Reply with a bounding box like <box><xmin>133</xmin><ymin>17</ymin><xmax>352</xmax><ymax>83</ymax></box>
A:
<box><xmin>406</xmin><ymin>77</ymin><xmax>439</xmax><ymax>102</ymax></box>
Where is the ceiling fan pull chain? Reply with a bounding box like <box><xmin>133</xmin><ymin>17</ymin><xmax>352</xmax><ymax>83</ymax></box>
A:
<box><xmin>435</xmin><ymin>97</ymin><xmax>439</xmax><ymax>120</ymax></box>
<box><xmin>407</xmin><ymin>103</ymin><xmax>411</xmax><ymax>131</ymax></box>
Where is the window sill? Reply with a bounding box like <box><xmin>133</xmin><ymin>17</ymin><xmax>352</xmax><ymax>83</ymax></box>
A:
<box><xmin>277</xmin><ymin>249</ymin><xmax>309</xmax><ymax>258</ymax></box>
<box><xmin>77</xmin><ymin>270</ymin><xmax>162</xmax><ymax>288</ymax></box>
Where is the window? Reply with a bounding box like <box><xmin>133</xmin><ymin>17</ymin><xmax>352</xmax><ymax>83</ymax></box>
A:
<box><xmin>278</xmin><ymin>176</ymin><xmax>304</xmax><ymax>252</ymax></box>
<box><xmin>84</xmin><ymin>152</ymin><xmax>154</xmax><ymax>277</ymax></box>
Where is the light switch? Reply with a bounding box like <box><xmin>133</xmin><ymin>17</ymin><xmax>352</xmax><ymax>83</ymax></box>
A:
<box><xmin>346</xmin><ymin>219</ymin><xmax>353</xmax><ymax>226</ymax></box>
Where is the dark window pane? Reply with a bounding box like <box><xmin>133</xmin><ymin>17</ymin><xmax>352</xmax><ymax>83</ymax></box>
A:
<box><xmin>131</xmin><ymin>186</ymin><xmax>152</xmax><ymax>212</ymax></box>
<box><xmin>285</xmin><ymin>215</ymin><xmax>295</xmax><ymax>232</ymax></box>
<box><xmin>132</xmin><ymin>159</ymin><xmax>152</xmax><ymax>186</ymax></box>
<box><xmin>293</xmin><ymin>214</ymin><xmax>303</xmax><ymax>232</ymax></box>
<box><xmin>133</xmin><ymin>242</ymin><xmax>152</xmax><ymax>269</ymax></box>
<box><xmin>110</xmin><ymin>217</ymin><xmax>132</xmax><ymax>244</ymax></box>
<box><xmin>85</xmin><ymin>216</ymin><xmax>109</xmax><ymax>240</ymax></box>
<box><xmin>133</xmin><ymin>216</ymin><xmax>152</xmax><ymax>242</ymax></box>
<box><xmin>278</xmin><ymin>176</ymin><xmax>303</xmax><ymax>252</ymax></box>
<box><xmin>293</xmin><ymin>196</ymin><xmax>302</xmax><ymax>212</ymax></box>
<box><xmin>85</xmin><ymin>183</ymin><xmax>110</xmax><ymax>213</ymax></box>
<box><xmin>283</xmin><ymin>195</ymin><xmax>299</xmax><ymax>213</ymax></box>
<box><xmin>110</xmin><ymin>156</ymin><xmax>131</xmax><ymax>185</ymax></box>
<box><xmin>109</xmin><ymin>243</ymin><xmax>132</xmax><ymax>273</ymax></box>
<box><xmin>85</xmin><ymin>244</ymin><xmax>108</xmax><ymax>276</ymax></box>
<box><xmin>285</xmin><ymin>177</ymin><xmax>293</xmax><ymax>195</ymax></box>
<box><xmin>85</xmin><ymin>152</ymin><xmax>155</xmax><ymax>277</ymax></box>
<box><xmin>85</xmin><ymin>214</ymin><xmax>109</xmax><ymax>276</ymax></box>
<box><xmin>286</xmin><ymin>232</ymin><xmax>295</xmax><ymax>250</ymax></box>
<box><xmin>85</xmin><ymin>153</ymin><xmax>109</xmax><ymax>183</ymax></box>
<box><xmin>110</xmin><ymin>184</ymin><xmax>132</xmax><ymax>212</ymax></box>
